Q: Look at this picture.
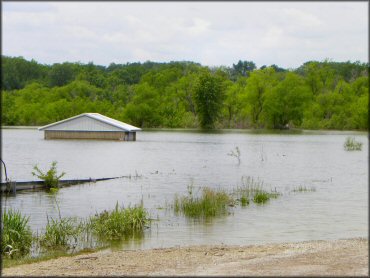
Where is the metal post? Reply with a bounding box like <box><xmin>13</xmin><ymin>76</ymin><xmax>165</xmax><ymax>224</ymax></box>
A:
<box><xmin>1</xmin><ymin>158</ymin><xmax>8</xmax><ymax>182</ymax></box>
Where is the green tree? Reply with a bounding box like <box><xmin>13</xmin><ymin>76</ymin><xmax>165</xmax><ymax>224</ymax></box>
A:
<box><xmin>242</xmin><ymin>67</ymin><xmax>278</xmax><ymax>127</ymax></box>
<box><xmin>48</xmin><ymin>63</ymin><xmax>77</xmax><ymax>87</ymax></box>
<box><xmin>262</xmin><ymin>72</ymin><xmax>311</xmax><ymax>128</ymax></box>
<box><xmin>194</xmin><ymin>70</ymin><xmax>225</xmax><ymax>129</ymax></box>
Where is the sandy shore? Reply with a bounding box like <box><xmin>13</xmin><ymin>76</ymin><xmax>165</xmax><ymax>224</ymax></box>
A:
<box><xmin>2</xmin><ymin>238</ymin><xmax>368</xmax><ymax>276</ymax></box>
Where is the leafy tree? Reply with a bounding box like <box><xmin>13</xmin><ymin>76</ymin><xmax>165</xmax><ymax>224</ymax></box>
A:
<box><xmin>262</xmin><ymin>72</ymin><xmax>311</xmax><ymax>128</ymax></box>
<box><xmin>2</xmin><ymin>56</ymin><xmax>48</xmax><ymax>90</ymax></box>
<box><xmin>123</xmin><ymin>83</ymin><xmax>162</xmax><ymax>127</ymax></box>
<box><xmin>194</xmin><ymin>70</ymin><xmax>225</xmax><ymax>129</ymax></box>
<box><xmin>48</xmin><ymin>63</ymin><xmax>78</xmax><ymax>87</ymax></box>
<box><xmin>242</xmin><ymin>67</ymin><xmax>278</xmax><ymax>127</ymax></box>
<box><xmin>232</xmin><ymin>60</ymin><xmax>256</xmax><ymax>77</ymax></box>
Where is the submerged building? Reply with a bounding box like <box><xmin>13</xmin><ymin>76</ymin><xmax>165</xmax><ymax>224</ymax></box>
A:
<box><xmin>38</xmin><ymin>113</ymin><xmax>141</xmax><ymax>141</ymax></box>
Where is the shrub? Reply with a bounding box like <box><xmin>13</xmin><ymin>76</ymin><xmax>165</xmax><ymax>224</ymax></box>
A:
<box><xmin>32</xmin><ymin>161</ymin><xmax>65</xmax><ymax>188</ymax></box>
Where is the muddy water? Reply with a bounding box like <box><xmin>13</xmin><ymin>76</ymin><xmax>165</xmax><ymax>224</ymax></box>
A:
<box><xmin>1</xmin><ymin>129</ymin><xmax>368</xmax><ymax>250</ymax></box>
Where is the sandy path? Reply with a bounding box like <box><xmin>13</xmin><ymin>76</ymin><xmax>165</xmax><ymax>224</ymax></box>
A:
<box><xmin>2</xmin><ymin>238</ymin><xmax>368</xmax><ymax>276</ymax></box>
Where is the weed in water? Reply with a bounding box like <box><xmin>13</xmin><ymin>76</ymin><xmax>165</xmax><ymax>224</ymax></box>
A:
<box><xmin>292</xmin><ymin>185</ymin><xmax>316</xmax><ymax>193</ymax></box>
<box><xmin>227</xmin><ymin>146</ymin><xmax>241</xmax><ymax>164</ymax></box>
<box><xmin>174</xmin><ymin>186</ymin><xmax>233</xmax><ymax>218</ymax></box>
<box><xmin>253</xmin><ymin>191</ymin><xmax>271</xmax><ymax>204</ymax></box>
<box><xmin>344</xmin><ymin>137</ymin><xmax>362</xmax><ymax>151</ymax></box>
<box><xmin>2</xmin><ymin>208</ymin><xmax>33</xmax><ymax>258</ymax></box>
<box><xmin>89</xmin><ymin>202</ymin><xmax>149</xmax><ymax>241</ymax></box>
<box><xmin>40</xmin><ymin>216</ymin><xmax>84</xmax><ymax>250</ymax></box>
<box><xmin>240</xmin><ymin>195</ymin><xmax>249</xmax><ymax>207</ymax></box>
<box><xmin>32</xmin><ymin>161</ymin><xmax>65</xmax><ymax>188</ymax></box>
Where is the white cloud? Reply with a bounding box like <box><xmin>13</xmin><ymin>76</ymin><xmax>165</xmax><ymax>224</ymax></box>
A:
<box><xmin>2</xmin><ymin>2</ymin><xmax>368</xmax><ymax>68</ymax></box>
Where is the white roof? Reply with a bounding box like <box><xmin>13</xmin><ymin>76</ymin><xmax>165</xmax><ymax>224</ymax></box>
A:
<box><xmin>38</xmin><ymin>113</ymin><xmax>141</xmax><ymax>132</ymax></box>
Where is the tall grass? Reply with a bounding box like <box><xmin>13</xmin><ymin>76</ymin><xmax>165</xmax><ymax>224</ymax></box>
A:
<box><xmin>174</xmin><ymin>185</ymin><xmax>233</xmax><ymax>218</ymax></box>
<box><xmin>2</xmin><ymin>209</ymin><xmax>33</xmax><ymax>257</ymax></box>
<box><xmin>233</xmin><ymin>176</ymin><xmax>280</xmax><ymax>205</ymax></box>
<box><xmin>40</xmin><ymin>216</ymin><xmax>84</xmax><ymax>249</ymax></box>
<box><xmin>89</xmin><ymin>203</ymin><xmax>149</xmax><ymax>241</ymax></box>
<box><xmin>344</xmin><ymin>137</ymin><xmax>363</xmax><ymax>151</ymax></box>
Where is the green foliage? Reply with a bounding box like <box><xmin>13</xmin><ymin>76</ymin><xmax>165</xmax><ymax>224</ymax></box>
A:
<box><xmin>240</xmin><ymin>195</ymin><xmax>249</xmax><ymax>207</ymax></box>
<box><xmin>232</xmin><ymin>60</ymin><xmax>256</xmax><ymax>78</ymax></box>
<box><xmin>344</xmin><ymin>137</ymin><xmax>363</xmax><ymax>151</ymax></box>
<box><xmin>233</xmin><ymin>176</ymin><xmax>280</xmax><ymax>205</ymax></box>
<box><xmin>48</xmin><ymin>63</ymin><xmax>78</xmax><ymax>87</ymax></box>
<box><xmin>242</xmin><ymin>67</ymin><xmax>278</xmax><ymax>127</ymax></box>
<box><xmin>262</xmin><ymin>72</ymin><xmax>312</xmax><ymax>128</ymax></box>
<box><xmin>89</xmin><ymin>203</ymin><xmax>149</xmax><ymax>241</ymax></box>
<box><xmin>194</xmin><ymin>70</ymin><xmax>226</xmax><ymax>129</ymax></box>
<box><xmin>253</xmin><ymin>191</ymin><xmax>270</xmax><ymax>204</ymax></box>
<box><xmin>40</xmin><ymin>216</ymin><xmax>83</xmax><ymax>249</ymax></box>
<box><xmin>2</xmin><ymin>209</ymin><xmax>33</xmax><ymax>257</ymax></box>
<box><xmin>174</xmin><ymin>186</ymin><xmax>232</xmax><ymax>218</ymax></box>
<box><xmin>1</xmin><ymin>56</ymin><xmax>368</xmax><ymax>130</ymax></box>
<box><xmin>32</xmin><ymin>161</ymin><xmax>66</xmax><ymax>189</ymax></box>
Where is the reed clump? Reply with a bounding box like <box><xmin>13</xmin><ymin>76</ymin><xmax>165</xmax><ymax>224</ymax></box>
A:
<box><xmin>1</xmin><ymin>208</ymin><xmax>33</xmax><ymax>258</ymax></box>
<box><xmin>292</xmin><ymin>185</ymin><xmax>316</xmax><ymax>193</ymax></box>
<box><xmin>40</xmin><ymin>216</ymin><xmax>84</xmax><ymax>249</ymax></box>
<box><xmin>174</xmin><ymin>185</ymin><xmax>232</xmax><ymax>218</ymax></box>
<box><xmin>233</xmin><ymin>176</ymin><xmax>280</xmax><ymax>205</ymax></box>
<box><xmin>344</xmin><ymin>137</ymin><xmax>363</xmax><ymax>151</ymax></box>
<box><xmin>89</xmin><ymin>203</ymin><xmax>149</xmax><ymax>241</ymax></box>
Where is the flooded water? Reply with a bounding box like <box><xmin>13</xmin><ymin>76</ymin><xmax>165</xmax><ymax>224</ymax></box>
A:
<box><xmin>1</xmin><ymin>128</ymin><xmax>368</xmax><ymax>250</ymax></box>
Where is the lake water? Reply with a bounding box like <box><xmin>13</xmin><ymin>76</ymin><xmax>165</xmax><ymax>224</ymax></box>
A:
<box><xmin>1</xmin><ymin>128</ymin><xmax>368</xmax><ymax>250</ymax></box>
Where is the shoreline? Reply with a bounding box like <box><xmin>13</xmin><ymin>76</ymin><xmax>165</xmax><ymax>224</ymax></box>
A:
<box><xmin>3</xmin><ymin>237</ymin><xmax>368</xmax><ymax>276</ymax></box>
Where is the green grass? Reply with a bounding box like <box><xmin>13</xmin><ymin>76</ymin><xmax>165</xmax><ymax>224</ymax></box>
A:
<box><xmin>89</xmin><ymin>203</ymin><xmax>149</xmax><ymax>241</ymax></box>
<box><xmin>174</xmin><ymin>186</ymin><xmax>233</xmax><ymax>218</ymax></box>
<box><xmin>292</xmin><ymin>185</ymin><xmax>316</xmax><ymax>193</ymax></box>
<box><xmin>240</xmin><ymin>195</ymin><xmax>249</xmax><ymax>207</ymax></box>
<box><xmin>1</xmin><ymin>208</ymin><xmax>33</xmax><ymax>258</ymax></box>
<box><xmin>344</xmin><ymin>136</ymin><xmax>363</xmax><ymax>151</ymax></box>
<box><xmin>39</xmin><ymin>215</ymin><xmax>84</xmax><ymax>249</ymax></box>
<box><xmin>253</xmin><ymin>191</ymin><xmax>270</xmax><ymax>204</ymax></box>
<box><xmin>233</xmin><ymin>176</ymin><xmax>280</xmax><ymax>205</ymax></box>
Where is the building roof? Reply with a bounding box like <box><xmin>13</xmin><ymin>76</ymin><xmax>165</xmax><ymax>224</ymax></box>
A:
<box><xmin>38</xmin><ymin>113</ymin><xmax>141</xmax><ymax>132</ymax></box>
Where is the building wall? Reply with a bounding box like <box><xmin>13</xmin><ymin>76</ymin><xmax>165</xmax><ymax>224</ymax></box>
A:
<box><xmin>44</xmin><ymin>131</ymin><xmax>136</xmax><ymax>141</ymax></box>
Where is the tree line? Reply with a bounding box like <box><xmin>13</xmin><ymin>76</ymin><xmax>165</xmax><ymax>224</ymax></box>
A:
<box><xmin>1</xmin><ymin>56</ymin><xmax>368</xmax><ymax>130</ymax></box>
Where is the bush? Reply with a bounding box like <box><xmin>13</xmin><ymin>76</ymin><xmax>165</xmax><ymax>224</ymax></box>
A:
<box><xmin>2</xmin><ymin>209</ymin><xmax>33</xmax><ymax>257</ymax></box>
<box><xmin>32</xmin><ymin>161</ymin><xmax>66</xmax><ymax>188</ymax></box>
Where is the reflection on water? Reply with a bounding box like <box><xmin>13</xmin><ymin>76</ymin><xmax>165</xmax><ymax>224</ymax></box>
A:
<box><xmin>1</xmin><ymin>129</ymin><xmax>368</xmax><ymax>252</ymax></box>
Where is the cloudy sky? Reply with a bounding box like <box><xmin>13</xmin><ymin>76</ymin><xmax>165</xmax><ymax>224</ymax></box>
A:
<box><xmin>2</xmin><ymin>1</ymin><xmax>368</xmax><ymax>69</ymax></box>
